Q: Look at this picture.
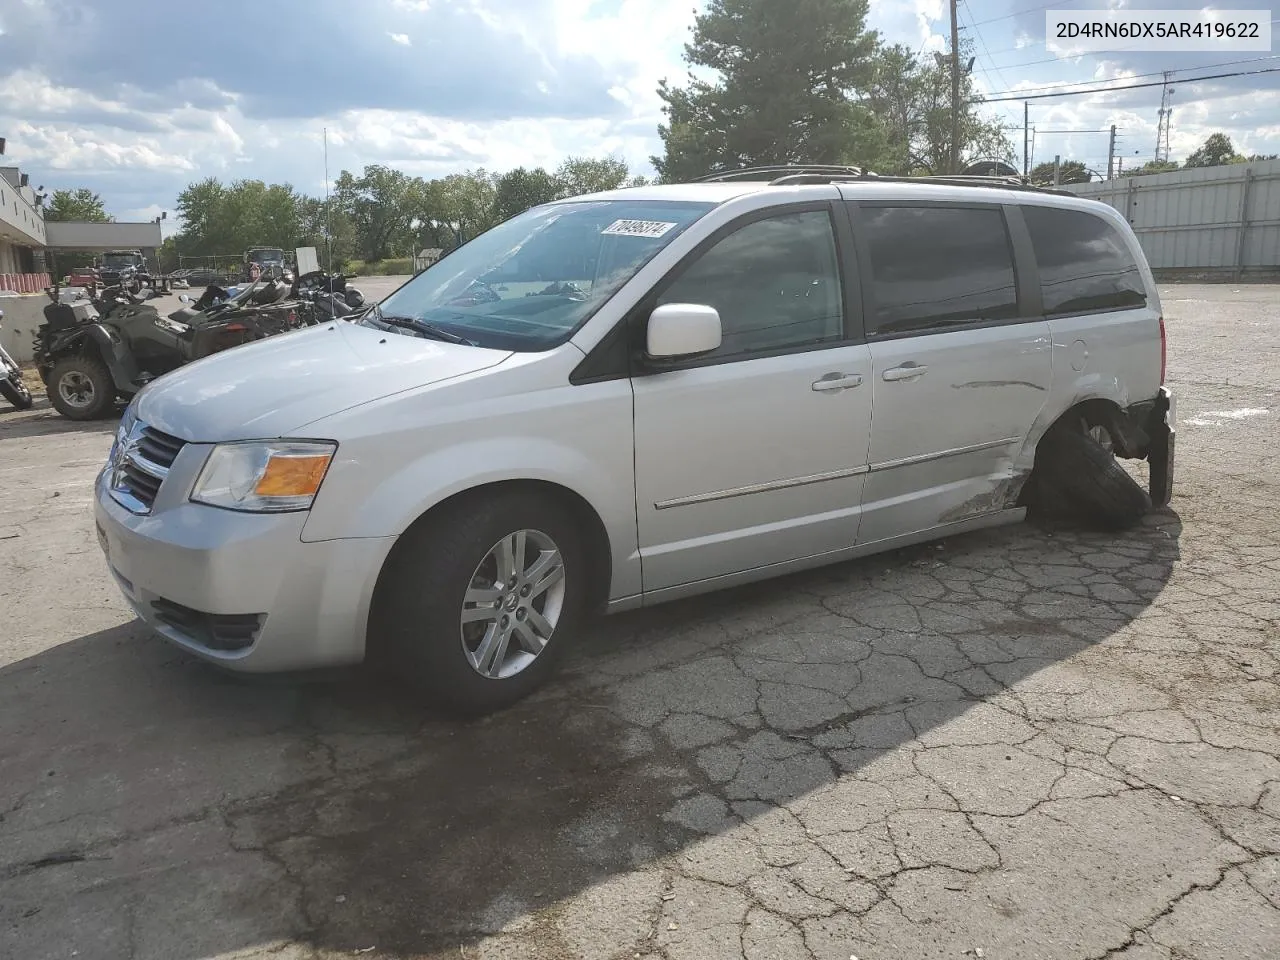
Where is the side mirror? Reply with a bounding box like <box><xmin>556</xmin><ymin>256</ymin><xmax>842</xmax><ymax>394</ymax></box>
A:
<box><xmin>179</xmin><ymin>294</ymin><xmax>192</xmax><ymax>303</ymax></box>
<box><xmin>646</xmin><ymin>303</ymin><xmax>722</xmax><ymax>360</ymax></box>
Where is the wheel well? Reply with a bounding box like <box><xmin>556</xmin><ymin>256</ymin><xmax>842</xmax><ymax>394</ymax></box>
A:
<box><xmin>377</xmin><ymin>479</ymin><xmax>614</xmax><ymax>615</ymax></box>
<box><xmin>1043</xmin><ymin>398</ymin><xmax>1139</xmax><ymax>457</ymax></box>
<box><xmin>52</xmin><ymin>334</ymin><xmax>106</xmax><ymax>365</ymax></box>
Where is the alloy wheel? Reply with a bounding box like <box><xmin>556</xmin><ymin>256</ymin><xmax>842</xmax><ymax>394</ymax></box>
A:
<box><xmin>459</xmin><ymin>529</ymin><xmax>566</xmax><ymax>680</ymax></box>
<box><xmin>57</xmin><ymin>371</ymin><xmax>96</xmax><ymax>409</ymax></box>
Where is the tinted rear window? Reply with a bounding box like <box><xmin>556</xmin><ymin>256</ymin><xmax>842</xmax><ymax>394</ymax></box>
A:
<box><xmin>859</xmin><ymin>205</ymin><xmax>1019</xmax><ymax>337</ymax></box>
<box><xmin>1023</xmin><ymin>206</ymin><xmax>1147</xmax><ymax>315</ymax></box>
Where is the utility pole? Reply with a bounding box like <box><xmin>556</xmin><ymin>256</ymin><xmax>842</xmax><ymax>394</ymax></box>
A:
<box><xmin>1107</xmin><ymin>125</ymin><xmax>1117</xmax><ymax>180</ymax></box>
<box><xmin>1023</xmin><ymin>102</ymin><xmax>1029</xmax><ymax>177</ymax></box>
<box><xmin>949</xmin><ymin>0</ymin><xmax>961</xmax><ymax>174</ymax></box>
<box><xmin>1155</xmin><ymin>73</ymin><xmax>1175</xmax><ymax>163</ymax></box>
<box><xmin>1053</xmin><ymin>155</ymin><xmax>1061</xmax><ymax>186</ymax></box>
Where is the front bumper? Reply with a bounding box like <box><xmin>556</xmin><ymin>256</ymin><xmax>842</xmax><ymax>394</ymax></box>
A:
<box><xmin>94</xmin><ymin>464</ymin><xmax>394</xmax><ymax>672</ymax></box>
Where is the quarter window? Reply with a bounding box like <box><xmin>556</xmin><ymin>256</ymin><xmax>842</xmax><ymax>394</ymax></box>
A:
<box><xmin>859</xmin><ymin>205</ymin><xmax>1020</xmax><ymax>337</ymax></box>
<box><xmin>657</xmin><ymin>210</ymin><xmax>844</xmax><ymax>359</ymax></box>
<box><xmin>1022</xmin><ymin>206</ymin><xmax>1147</xmax><ymax>315</ymax></box>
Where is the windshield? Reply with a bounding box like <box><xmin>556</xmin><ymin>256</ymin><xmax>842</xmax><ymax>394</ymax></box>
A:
<box><xmin>368</xmin><ymin>199</ymin><xmax>714</xmax><ymax>350</ymax></box>
<box><xmin>102</xmin><ymin>254</ymin><xmax>141</xmax><ymax>269</ymax></box>
<box><xmin>248</xmin><ymin>249</ymin><xmax>285</xmax><ymax>263</ymax></box>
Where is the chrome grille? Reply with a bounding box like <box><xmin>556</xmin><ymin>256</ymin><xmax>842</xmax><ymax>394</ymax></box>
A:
<box><xmin>108</xmin><ymin>423</ymin><xmax>186</xmax><ymax>514</ymax></box>
<box><xmin>136</xmin><ymin>427</ymin><xmax>184</xmax><ymax>468</ymax></box>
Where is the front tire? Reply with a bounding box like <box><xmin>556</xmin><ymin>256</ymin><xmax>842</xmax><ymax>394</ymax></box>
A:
<box><xmin>0</xmin><ymin>376</ymin><xmax>33</xmax><ymax>410</ymax></box>
<box><xmin>48</xmin><ymin>355</ymin><xmax>116</xmax><ymax>420</ymax></box>
<box><xmin>369</xmin><ymin>490</ymin><xmax>589</xmax><ymax>715</ymax></box>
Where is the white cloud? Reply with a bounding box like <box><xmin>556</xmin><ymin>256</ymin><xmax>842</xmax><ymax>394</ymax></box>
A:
<box><xmin>391</xmin><ymin>0</ymin><xmax>431</xmax><ymax>9</ymax></box>
<box><xmin>388</xmin><ymin>31</ymin><xmax>410</xmax><ymax>45</ymax></box>
<box><xmin>13</xmin><ymin>121</ymin><xmax>196</xmax><ymax>172</ymax></box>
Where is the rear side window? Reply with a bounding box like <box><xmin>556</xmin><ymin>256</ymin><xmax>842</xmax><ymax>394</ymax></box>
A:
<box><xmin>858</xmin><ymin>205</ymin><xmax>1019</xmax><ymax>337</ymax></box>
<box><xmin>1022</xmin><ymin>206</ymin><xmax>1147</xmax><ymax>316</ymax></box>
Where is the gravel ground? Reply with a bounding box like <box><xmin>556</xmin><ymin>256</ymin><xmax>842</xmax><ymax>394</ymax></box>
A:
<box><xmin>0</xmin><ymin>284</ymin><xmax>1277</xmax><ymax>960</ymax></box>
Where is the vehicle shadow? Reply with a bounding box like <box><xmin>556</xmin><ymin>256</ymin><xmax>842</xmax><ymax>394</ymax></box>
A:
<box><xmin>0</xmin><ymin>510</ymin><xmax>1183</xmax><ymax>960</ymax></box>
<box><xmin>0</xmin><ymin>397</ymin><xmax>122</xmax><ymax>441</ymax></box>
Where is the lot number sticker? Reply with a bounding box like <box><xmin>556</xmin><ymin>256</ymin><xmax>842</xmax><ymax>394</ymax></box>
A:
<box><xmin>601</xmin><ymin>219</ymin><xmax>678</xmax><ymax>239</ymax></box>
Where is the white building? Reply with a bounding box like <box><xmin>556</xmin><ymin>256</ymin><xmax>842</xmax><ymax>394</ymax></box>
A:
<box><xmin>0</xmin><ymin>165</ymin><xmax>48</xmax><ymax>276</ymax></box>
<box><xmin>0</xmin><ymin>161</ymin><xmax>163</xmax><ymax>290</ymax></box>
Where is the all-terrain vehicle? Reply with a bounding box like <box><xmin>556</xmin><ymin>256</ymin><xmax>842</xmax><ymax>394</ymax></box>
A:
<box><xmin>33</xmin><ymin>279</ymin><xmax>306</xmax><ymax>420</ymax></box>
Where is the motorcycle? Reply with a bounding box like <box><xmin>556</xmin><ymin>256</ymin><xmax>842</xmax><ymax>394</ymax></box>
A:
<box><xmin>0</xmin><ymin>307</ymin><xmax>35</xmax><ymax>411</ymax></box>
<box><xmin>291</xmin><ymin>271</ymin><xmax>366</xmax><ymax>322</ymax></box>
<box><xmin>33</xmin><ymin>279</ymin><xmax>307</xmax><ymax>421</ymax></box>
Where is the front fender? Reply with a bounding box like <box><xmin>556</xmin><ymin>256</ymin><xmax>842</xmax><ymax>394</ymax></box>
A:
<box><xmin>301</xmin><ymin>431</ymin><xmax>640</xmax><ymax>600</ymax></box>
<box><xmin>79</xmin><ymin>324</ymin><xmax>142</xmax><ymax>392</ymax></box>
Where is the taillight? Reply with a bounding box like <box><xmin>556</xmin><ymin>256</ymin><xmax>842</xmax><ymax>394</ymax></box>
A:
<box><xmin>1158</xmin><ymin>315</ymin><xmax>1167</xmax><ymax>384</ymax></box>
<box><xmin>226</xmin><ymin>323</ymin><xmax>248</xmax><ymax>332</ymax></box>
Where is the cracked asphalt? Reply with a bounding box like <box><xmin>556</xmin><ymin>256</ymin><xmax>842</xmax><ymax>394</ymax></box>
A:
<box><xmin>2</xmin><ymin>283</ymin><xmax>1278</xmax><ymax>960</ymax></box>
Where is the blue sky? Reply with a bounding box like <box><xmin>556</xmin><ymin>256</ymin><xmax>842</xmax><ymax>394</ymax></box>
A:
<box><xmin>2</xmin><ymin>0</ymin><xmax>1279</xmax><ymax>229</ymax></box>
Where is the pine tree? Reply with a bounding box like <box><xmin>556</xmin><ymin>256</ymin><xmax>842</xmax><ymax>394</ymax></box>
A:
<box><xmin>653</xmin><ymin>0</ymin><xmax>885</xmax><ymax>181</ymax></box>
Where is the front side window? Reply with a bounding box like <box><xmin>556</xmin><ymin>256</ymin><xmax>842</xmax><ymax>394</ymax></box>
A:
<box><xmin>370</xmin><ymin>199</ymin><xmax>714</xmax><ymax>351</ymax></box>
<box><xmin>859</xmin><ymin>205</ymin><xmax>1019</xmax><ymax>337</ymax></box>
<box><xmin>656</xmin><ymin>210</ymin><xmax>844</xmax><ymax>359</ymax></box>
<box><xmin>1022</xmin><ymin>206</ymin><xmax>1148</xmax><ymax>316</ymax></box>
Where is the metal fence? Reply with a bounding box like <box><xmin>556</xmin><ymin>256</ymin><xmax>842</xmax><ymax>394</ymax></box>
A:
<box><xmin>1062</xmin><ymin>158</ymin><xmax>1280</xmax><ymax>277</ymax></box>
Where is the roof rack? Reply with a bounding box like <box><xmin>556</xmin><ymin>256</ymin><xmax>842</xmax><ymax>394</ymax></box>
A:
<box><xmin>690</xmin><ymin>165</ymin><xmax>1074</xmax><ymax>196</ymax></box>
<box><xmin>693</xmin><ymin>164</ymin><xmax>869</xmax><ymax>183</ymax></box>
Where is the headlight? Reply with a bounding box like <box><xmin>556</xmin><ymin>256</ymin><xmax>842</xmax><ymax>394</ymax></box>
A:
<box><xmin>191</xmin><ymin>440</ymin><xmax>336</xmax><ymax>513</ymax></box>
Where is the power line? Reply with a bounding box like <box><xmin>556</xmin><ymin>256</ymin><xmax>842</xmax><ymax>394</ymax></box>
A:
<box><xmin>965</xmin><ymin>0</ymin><xmax>1074</xmax><ymax>29</ymax></box>
<box><xmin>980</xmin><ymin>54</ymin><xmax>1280</xmax><ymax>98</ymax></box>
<box><xmin>982</xmin><ymin>65</ymin><xmax>1280</xmax><ymax>103</ymax></box>
<box><xmin>960</xmin><ymin>0</ymin><xmax>1013</xmax><ymax>91</ymax></box>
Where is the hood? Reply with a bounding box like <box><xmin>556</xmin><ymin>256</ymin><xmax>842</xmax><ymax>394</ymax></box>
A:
<box><xmin>136</xmin><ymin>321</ymin><xmax>512</xmax><ymax>442</ymax></box>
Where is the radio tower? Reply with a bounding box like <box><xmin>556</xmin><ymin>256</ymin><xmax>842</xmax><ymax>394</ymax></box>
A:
<box><xmin>1155</xmin><ymin>73</ymin><xmax>1175</xmax><ymax>163</ymax></box>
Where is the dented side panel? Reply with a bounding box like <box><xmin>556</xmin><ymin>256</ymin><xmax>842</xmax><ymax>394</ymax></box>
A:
<box><xmin>858</xmin><ymin>322</ymin><xmax>1053</xmax><ymax>543</ymax></box>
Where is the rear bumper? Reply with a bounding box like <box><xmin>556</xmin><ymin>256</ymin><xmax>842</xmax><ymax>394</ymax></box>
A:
<box><xmin>1125</xmin><ymin>386</ymin><xmax>1175</xmax><ymax>508</ymax></box>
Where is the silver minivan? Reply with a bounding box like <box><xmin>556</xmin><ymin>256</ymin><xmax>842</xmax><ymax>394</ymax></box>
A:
<box><xmin>94</xmin><ymin>171</ymin><xmax>1175</xmax><ymax>713</ymax></box>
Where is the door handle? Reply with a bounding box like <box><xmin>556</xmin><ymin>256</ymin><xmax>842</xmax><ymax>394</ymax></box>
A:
<box><xmin>882</xmin><ymin>364</ymin><xmax>928</xmax><ymax>382</ymax></box>
<box><xmin>812</xmin><ymin>373</ymin><xmax>864</xmax><ymax>392</ymax></box>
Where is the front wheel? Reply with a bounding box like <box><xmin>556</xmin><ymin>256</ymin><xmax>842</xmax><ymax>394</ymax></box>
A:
<box><xmin>0</xmin><ymin>375</ymin><xmax>33</xmax><ymax>410</ymax></box>
<box><xmin>369</xmin><ymin>491</ymin><xmax>589</xmax><ymax>715</ymax></box>
<box><xmin>48</xmin><ymin>355</ymin><xmax>116</xmax><ymax>420</ymax></box>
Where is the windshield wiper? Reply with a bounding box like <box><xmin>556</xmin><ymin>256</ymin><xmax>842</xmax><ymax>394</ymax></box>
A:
<box><xmin>375</xmin><ymin>309</ymin><xmax>477</xmax><ymax>346</ymax></box>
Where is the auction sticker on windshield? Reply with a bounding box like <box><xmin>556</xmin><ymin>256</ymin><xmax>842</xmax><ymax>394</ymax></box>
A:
<box><xmin>601</xmin><ymin>219</ymin><xmax>678</xmax><ymax>238</ymax></box>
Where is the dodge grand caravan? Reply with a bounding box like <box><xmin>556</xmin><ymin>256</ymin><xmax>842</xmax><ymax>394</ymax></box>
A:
<box><xmin>94</xmin><ymin>170</ymin><xmax>1175</xmax><ymax>713</ymax></box>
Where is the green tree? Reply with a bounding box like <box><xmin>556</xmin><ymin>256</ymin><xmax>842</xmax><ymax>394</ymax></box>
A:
<box><xmin>1184</xmin><ymin>133</ymin><xmax>1240</xmax><ymax>168</ymax></box>
<box><xmin>174</xmin><ymin>178</ymin><xmax>302</xmax><ymax>258</ymax></box>
<box><xmin>45</xmin><ymin>187</ymin><xmax>111</xmax><ymax>222</ymax></box>
<box><xmin>492</xmin><ymin>167</ymin><xmax>561</xmax><ymax>223</ymax></box>
<box><xmin>555</xmin><ymin>156</ymin><xmax>632</xmax><ymax>197</ymax></box>
<box><xmin>334</xmin><ymin>165</ymin><xmax>418</xmax><ymax>261</ymax></box>
<box><xmin>1029</xmin><ymin>159</ymin><xmax>1091</xmax><ymax>185</ymax></box>
<box><xmin>418</xmin><ymin>170</ymin><xmax>498</xmax><ymax>249</ymax></box>
<box><xmin>1128</xmin><ymin>159</ymin><xmax>1180</xmax><ymax>177</ymax></box>
<box><xmin>874</xmin><ymin>43</ymin><xmax>1011</xmax><ymax>175</ymax></box>
<box><xmin>653</xmin><ymin>0</ymin><xmax>883</xmax><ymax>181</ymax></box>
